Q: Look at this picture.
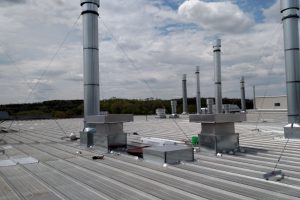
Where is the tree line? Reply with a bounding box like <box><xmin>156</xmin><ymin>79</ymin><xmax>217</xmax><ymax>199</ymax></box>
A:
<box><xmin>0</xmin><ymin>98</ymin><xmax>253</xmax><ymax>119</ymax></box>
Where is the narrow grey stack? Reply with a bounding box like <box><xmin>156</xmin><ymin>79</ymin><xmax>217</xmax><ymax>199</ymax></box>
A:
<box><xmin>195</xmin><ymin>66</ymin><xmax>201</xmax><ymax>114</ymax></box>
<box><xmin>81</xmin><ymin>0</ymin><xmax>100</xmax><ymax>127</ymax></box>
<box><xmin>214</xmin><ymin>39</ymin><xmax>222</xmax><ymax>114</ymax></box>
<box><xmin>171</xmin><ymin>100</ymin><xmax>177</xmax><ymax>115</ymax></box>
<box><xmin>182</xmin><ymin>74</ymin><xmax>188</xmax><ymax>114</ymax></box>
<box><xmin>80</xmin><ymin>0</ymin><xmax>133</xmax><ymax>150</ymax></box>
<box><xmin>169</xmin><ymin>100</ymin><xmax>178</xmax><ymax>118</ymax></box>
<box><xmin>253</xmin><ymin>85</ymin><xmax>256</xmax><ymax>110</ymax></box>
<box><xmin>281</xmin><ymin>0</ymin><xmax>300</xmax><ymax>139</ymax></box>
<box><xmin>189</xmin><ymin>39</ymin><xmax>246</xmax><ymax>154</ymax></box>
<box><xmin>206</xmin><ymin>98</ymin><xmax>213</xmax><ymax>114</ymax></box>
<box><xmin>240</xmin><ymin>76</ymin><xmax>246</xmax><ymax>112</ymax></box>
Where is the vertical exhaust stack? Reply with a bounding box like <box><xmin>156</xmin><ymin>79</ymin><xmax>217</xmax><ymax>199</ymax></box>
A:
<box><xmin>171</xmin><ymin>100</ymin><xmax>177</xmax><ymax>115</ymax></box>
<box><xmin>80</xmin><ymin>0</ymin><xmax>133</xmax><ymax>151</ymax></box>
<box><xmin>195</xmin><ymin>66</ymin><xmax>201</xmax><ymax>114</ymax></box>
<box><xmin>81</xmin><ymin>0</ymin><xmax>100</xmax><ymax>127</ymax></box>
<box><xmin>206</xmin><ymin>98</ymin><xmax>213</xmax><ymax>114</ymax></box>
<box><xmin>182</xmin><ymin>74</ymin><xmax>188</xmax><ymax>114</ymax></box>
<box><xmin>240</xmin><ymin>76</ymin><xmax>246</xmax><ymax>112</ymax></box>
<box><xmin>253</xmin><ymin>85</ymin><xmax>256</xmax><ymax>110</ymax></box>
<box><xmin>281</xmin><ymin>0</ymin><xmax>300</xmax><ymax>139</ymax></box>
<box><xmin>169</xmin><ymin>100</ymin><xmax>178</xmax><ymax>118</ymax></box>
<box><xmin>214</xmin><ymin>39</ymin><xmax>222</xmax><ymax>113</ymax></box>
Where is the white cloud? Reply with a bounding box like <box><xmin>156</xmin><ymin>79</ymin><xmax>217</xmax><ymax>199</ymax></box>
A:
<box><xmin>263</xmin><ymin>0</ymin><xmax>281</xmax><ymax>22</ymax></box>
<box><xmin>178</xmin><ymin>0</ymin><xmax>255</xmax><ymax>33</ymax></box>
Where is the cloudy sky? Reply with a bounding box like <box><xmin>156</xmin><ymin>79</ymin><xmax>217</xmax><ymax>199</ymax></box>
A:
<box><xmin>0</xmin><ymin>0</ymin><xmax>286</xmax><ymax>104</ymax></box>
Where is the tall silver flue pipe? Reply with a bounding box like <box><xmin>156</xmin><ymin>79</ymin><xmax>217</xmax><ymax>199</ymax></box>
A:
<box><xmin>206</xmin><ymin>98</ymin><xmax>213</xmax><ymax>114</ymax></box>
<box><xmin>240</xmin><ymin>76</ymin><xmax>246</xmax><ymax>112</ymax></box>
<box><xmin>195</xmin><ymin>66</ymin><xmax>201</xmax><ymax>114</ymax></box>
<box><xmin>213</xmin><ymin>39</ymin><xmax>222</xmax><ymax>113</ymax></box>
<box><xmin>281</xmin><ymin>0</ymin><xmax>300</xmax><ymax>124</ymax></box>
<box><xmin>253</xmin><ymin>85</ymin><xmax>256</xmax><ymax>110</ymax></box>
<box><xmin>81</xmin><ymin>0</ymin><xmax>100</xmax><ymax>127</ymax></box>
<box><xmin>182</xmin><ymin>74</ymin><xmax>188</xmax><ymax>114</ymax></box>
<box><xmin>171</xmin><ymin>100</ymin><xmax>177</xmax><ymax>115</ymax></box>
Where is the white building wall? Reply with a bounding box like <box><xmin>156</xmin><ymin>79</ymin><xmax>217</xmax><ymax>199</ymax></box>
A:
<box><xmin>255</xmin><ymin>96</ymin><xmax>287</xmax><ymax>110</ymax></box>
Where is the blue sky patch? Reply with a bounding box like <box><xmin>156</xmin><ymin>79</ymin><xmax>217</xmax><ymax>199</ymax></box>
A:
<box><xmin>152</xmin><ymin>0</ymin><xmax>185</xmax><ymax>10</ymax></box>
<box><xmin>233</xmin><ymin>0</ymin><xmax>276</xmax><ymax>22</ymax></box>
<box><xmin>157</xmin><ymin>22</ymin><xmax>200</xmax><ymax>35</ymax></box>
<box><xmin>152</xmin><ymin>0</ymin><xmax>277</xmax><ymax>23</ymax></box>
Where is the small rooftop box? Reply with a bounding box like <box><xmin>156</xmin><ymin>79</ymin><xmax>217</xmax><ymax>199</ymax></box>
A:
<box><xmin>143</xmin><ymin>145</ymin><xmax>194</xmax><ymax>164</ymax></box>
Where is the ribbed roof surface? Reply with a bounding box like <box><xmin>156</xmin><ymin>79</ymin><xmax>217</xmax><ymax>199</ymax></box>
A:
<box><xmin>1</xmin><ymin>112</ymin><xmax>300</xmax><ymax>200</ymax></box>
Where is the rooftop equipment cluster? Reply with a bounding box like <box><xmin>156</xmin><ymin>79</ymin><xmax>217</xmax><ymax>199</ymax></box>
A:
<box><xmin>189</xmin><ymin>39</ymin><xmax>246</xmax><ymax>154</ymax></box>
<box><xmin>79</xmin><ymin>0</ymin><xmax>194</xmax><ymax>164</ymax></box>
<box><xmin>79</xmin><ymin>0</ymin><xmax>300</xmax><ymax>163</ymax></box>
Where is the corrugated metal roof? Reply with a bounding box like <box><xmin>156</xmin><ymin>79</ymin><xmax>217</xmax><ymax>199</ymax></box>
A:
<box><xmin>0</xmin><ymin>113</ymin><xmax>300</xmax><ymax>200</ymax></box>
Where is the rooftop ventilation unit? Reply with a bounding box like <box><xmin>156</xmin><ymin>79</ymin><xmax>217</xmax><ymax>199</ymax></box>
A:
<box><xmin>80</xmin><ymin>0</ymin><xmax>133</xmax><ymax>151</ymax></box>
<box><xmin>155</xmin><ymin>108</ymin><xmax>166</xmax><ymax>119</ymax></box>
<box><xmin>189</xmin><ymin>39</ymin><xmax>246</xmax><ymax>154</ymax></box>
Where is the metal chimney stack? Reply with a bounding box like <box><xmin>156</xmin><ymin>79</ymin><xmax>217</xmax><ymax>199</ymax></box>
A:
<box><xmin>195</xmin><ymin>66</ymin><xmax>201</xmax><ymax>114</ymax></box>
<box><xmin>171</xmin><ymin>100</ymin><xmax>177</xmax><ymax>115</ymax></box>
<box><xmin>81</xmin><ymin>0</ymin><xmax>100</xmax><ymax>127</ymax></box>
<box><xmin>253</xmin><ymin>85</ymin><xmax>256</xmax><ymax>110</ymax></box>
<box><xmin>206</xmin><ymin>98</ymin><xmax>213</xmax><ymax>114</ymax></box>
<box><xmin>182</xmin><ymin>74</ymin><xmax>188</xmax><ymax>114</ymax></box>
<box><xmin>214</xmin><ymin>39</ymin><xmax>222</xmax><ymax>113</ymax></box>
<box><xmin>281</xmin><ymin>0</ymin><xmax>300</xmax><ymax>138</ymax></box>
<box><xmin>240</xmin><ymin>76</ymin><xmax>246</xmax><ymax>112</ymax></box>
<box><xmin>281</xmin><ymin>0</ymin><xmax>300</xmax><ymax>124</ymax></box>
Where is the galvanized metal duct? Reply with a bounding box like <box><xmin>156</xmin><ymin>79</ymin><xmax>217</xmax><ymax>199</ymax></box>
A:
<box><xmin>281</xmin><ymin>0</ymin><xmax>300</xmax><ymax>124</ymax></box>
<box><xmin>240</xmin><ymin>76</ymin><xmax>246</xmax><ymax>112</ymax></box>
<box><xmin>206</xmin><ymin>98</ymin><xmax>213</xmax><ymax>114</ymax></box>
<box><xmin>195</xmin><ymin>66</ymin><xmax>201</xmax><ymax>114</ymax></box>
<box><xmin>213</xmin><ymin>39</ymin><xmax>222</xmax><ymax>114</ymax></box>
<box><xmin>81</xmin><ymin>0</ymin><xmax>100</xmax><ymax>127</ymax></box>
<box><xmin>182</xmin><ymin>74</ymin><xmax>188</xmax><ymax>114</ymax></box>
<box><xmin>253</xmin><ymin>85</ymin><xmax>256</xmax><ymax>110</ymax></box>
<box><xmin>171</xmin><ymin>100</ymin><xmax>177</xmax><ymax>115</ymax></box>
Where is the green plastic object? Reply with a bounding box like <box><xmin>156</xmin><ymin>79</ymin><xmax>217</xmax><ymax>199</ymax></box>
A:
<box><xmin>191</xmin><ymin>135</ymin><xmax>199</xmax><ymax>145</ymax></box>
